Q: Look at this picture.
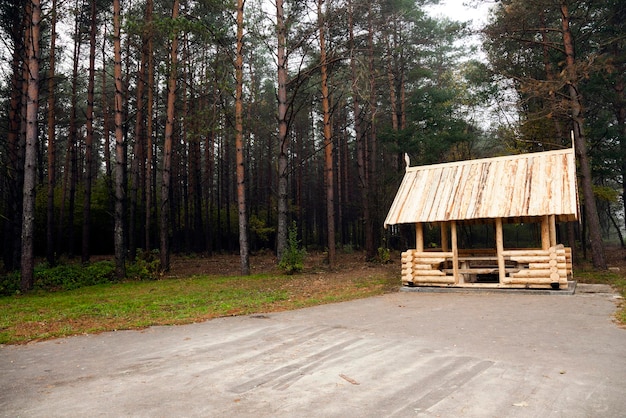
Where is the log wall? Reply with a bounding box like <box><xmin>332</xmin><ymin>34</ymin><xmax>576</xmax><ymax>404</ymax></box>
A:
<box><xmin>401</xmin><ymin>245</ymin><xmax>572</xmax><ymax>289</ymax></box>
<box><xmin>502</xmin><ymin>245</ymin><xmax>570</xmax><ymax>289</ymax></box>
<box><xmin>401</xmin><ymin>250</ymin><xmax>454</xmax><ymax>286</ymax></box>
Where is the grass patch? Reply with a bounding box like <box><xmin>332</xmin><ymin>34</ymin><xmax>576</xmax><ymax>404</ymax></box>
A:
<box><xmin>0</xmin><ymin>271</ymin><xmax>399</xmax><ymax>345</ymax></box>
<box><xmin>575</xmin><ymin>268</ymin><xmax>626</xmax><ymax>324</ymax></box>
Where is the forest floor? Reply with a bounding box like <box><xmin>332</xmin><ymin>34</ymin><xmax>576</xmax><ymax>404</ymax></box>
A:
<box><xmin>165</xmin><ymin>244</ymin><xmax>626</xmax><ymax>282</ymax></box>
<box><xmin>164</xmin><ymin>250</ymin><xmax>401</xmax><ymax>292</ymax></box>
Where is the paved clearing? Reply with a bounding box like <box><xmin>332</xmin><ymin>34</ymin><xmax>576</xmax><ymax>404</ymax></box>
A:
<box><xmin>2</xmin><ymin>284</ymin><xmax>625</xmax><ymax>417</ymax></box>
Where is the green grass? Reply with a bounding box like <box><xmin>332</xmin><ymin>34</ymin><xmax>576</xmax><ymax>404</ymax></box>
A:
<box><xmin>0</xmin><ymin>272</ymin><xmax>399</xmax><ymax>345</ymax></box>
<box><xmin>3</xmin><ymin>260</ymin><xmax>624</xmax><ymax>345</ymax></box>
<box><xmin>575</xmin><ymin>268</ymin><xmax>626</xmax><ymax>324</ymax></box>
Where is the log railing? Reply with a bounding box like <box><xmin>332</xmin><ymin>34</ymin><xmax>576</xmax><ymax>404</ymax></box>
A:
<box><xmin>401</xmin><ymin>245</ymin><xmax>572</xmax><ymax>289</ymax></box>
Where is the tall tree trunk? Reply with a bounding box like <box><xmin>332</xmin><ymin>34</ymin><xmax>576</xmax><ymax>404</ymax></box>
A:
<box><xmin>102</xmin><ymin>23</ymin><xmax>112</xmax><ymax>180</ymax></box>
<box><xmin>145</xmin><ymin>0</ymin><xmax>154</xmax><ymax>252</ymax></box>
<box><xmin>82</xmin><ymin>0</ymin><xmax>97</xmax><ymax>263</ymax></box>
<box><xmin>113</xmin><ymin>0</ymin><xmax>126</xmax><ymax>278</ymax></box>
<box><xmin>235</xmin><ymin>0</ymin><xmax>250</xmax><ymax>274</ymax></box>
<box><xmin>276</xmin><ymin>0</ymin><xmax>289</xmax><ymax>262</ymax></box>
<box><xmin>160</xmin><ymin>0</ymin><xmax>179</xmax><ymax>272</ymax></box>
<box><xmin>3</xmin><ymin>38</ymin><xmax>23</xmax><ymax>271</ymax></box>
<box><xmin>67</xmin><ymin>0</ymin><xmax>81</xmax><ymax>258</ymax></box>
<box><xmin>618</xmin><ymin>84</ymin><xmax>626</xmax><ymax>234</ymax></box>
<box><xmin>560</xmin><ymin>1</ymin><xmax>606</xmax><ymax>269</ymax></box>
<box><xmin>46</xmin><ymin>0</ymin><xmax>57</xmax><ymax>266</ymax></box>
<box><xmin>362</xmin><ymin>2</ymin><xmax>378</xmax><ymax>260</ymax></box>
<box><xmin>21</xmin><ymin>0</ymin><xmax>41</xmax><ymax>291</ymax></box>
<box><xmin>318</xmin><ymin>0</ymin><xmax>335</xmax><ymax>267</ymax></box>
<box><xmin>181</xmin><ymin>35</ymin><xmax>191</xmax><ymax>251</ymax></box>
<box><xmin>130</xmin><ymin>12</ymin><xmax>149</xmax><ymax>260</ymax></box>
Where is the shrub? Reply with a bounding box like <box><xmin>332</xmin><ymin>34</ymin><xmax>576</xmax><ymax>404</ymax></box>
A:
<box><xmin>0</xmin><ymin>272</ymin><xmax>20</xmax><ymax>296</ymax></box>
<box><xmin>33</xmin><ymin>261</ymin><xmax>117</xmax><ymax>291</ymax></box>
<box><xmin>278</xmin><ymin>222</ymin><xmax>306</xmax><ymax>274</ymax></box>
<box><xmin>377</xmin><ymin>246</ymin><xmax>391</xmax><ymax>264</ymax></box>
<box><xmin>126</xmin><ymin>255</ymin><xmax>161</xmax><ymax>280</ymax></box>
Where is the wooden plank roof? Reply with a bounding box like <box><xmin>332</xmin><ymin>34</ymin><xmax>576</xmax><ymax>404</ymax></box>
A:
<box><xmin>384</xmin><ymin>148</ymin><xmax>579</xmax><ymax>227</ymax></box>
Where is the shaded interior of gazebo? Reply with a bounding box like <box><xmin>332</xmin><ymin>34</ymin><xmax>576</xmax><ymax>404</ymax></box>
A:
<box><xmin>384</xmin><ymin>148</ymin><xmax>578</xmax><ymax>289</ymax></box>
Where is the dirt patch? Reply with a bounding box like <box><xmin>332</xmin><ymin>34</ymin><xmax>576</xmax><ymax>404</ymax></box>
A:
<box><xmin>165</xmin><ymin>251</ymin><xmax>399</xmax><ymax>282</ymax></box>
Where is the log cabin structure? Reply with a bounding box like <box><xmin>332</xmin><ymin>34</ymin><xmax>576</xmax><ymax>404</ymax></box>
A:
<box><xmin>384</xmin><ymin>148</ymin><xmax>578</xmax><ymax>289</ymax></box>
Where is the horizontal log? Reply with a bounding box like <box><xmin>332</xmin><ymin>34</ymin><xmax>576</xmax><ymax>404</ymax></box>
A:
<box><xmin>508</xmin><ymin>256</ymin><xmax>565</xmax><ymax>263</ymax></box>
<box><xmin>444</xmin><ymin>268</ymin><xmax>520</xmax><ymax>275</ymax></box>
<box><xmin>510</xmin><ymin>269</ymin><xmax>567</xmax><ymax>278</ymax></box>
<box><xmin>528</xmin><ymin>262</ymin><xmax>568</xmax><ymax>270</ymax></box>
<box><xmin>410</xmin><ymin>269</ymin><xmax>446</xmax><ymax>276</ymax></box>
<box><xmin>502</xmin><ymin>250</ymin><xmax>552</xmax><ymax>257</ymax></box>
<box><xmin>412</xmin><ymin>264</ymin><xmax>443</xmax><ymax>270</ymax></box>
<box><xmin>411</xmin><ymin>276</ymin><xmax>455</xmax><ymax>284</ymax></box>
<box><xmin>412</xmin><ymin>252</ymin><xmax>454</xmax><ymax>258</ymax></box>
<box><xmin>503</xmin><ymin>277</ymin><xmax>567</xmax><ymax>285</ymax></box>
<box><xmin>409</xmin><ymin>258</ymin><xmax>447</xmax><ymax>264</ymax></box>
<box><xmin>502</xmin><ymin>249</ymin><xmax>565</xmax><ymax>255</ymax></box>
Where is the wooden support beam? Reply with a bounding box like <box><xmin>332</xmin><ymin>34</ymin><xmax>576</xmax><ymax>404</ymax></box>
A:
<box><xmin>495</xmin><ymin>218</ymin><xmax>505</xmax><ymax>283</ymax></box>
<box><xmin>441</xmin><ymin>222</ymin><xmax>449</xmax><ymax>252</ymax></box>
<box><xmin>451</xmin><ymin>221</ymin><xmax>460</xmax><ymax>284</ymax></box>
<box><xmin>549</xmin><ymin>214</ymin><xmax>557</xmax><ymax>247</ymax></box>
<box><xmin>415</xmin><ymin>223</ymin><xmax>424</xmax><ymax>252</ymax></box>
<box><xmin>541</xmin><ymin>215</ymin><xmax>550</xmax><ymax>250</ymax></box>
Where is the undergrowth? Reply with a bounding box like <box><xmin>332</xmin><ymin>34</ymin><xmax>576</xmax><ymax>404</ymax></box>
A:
<box><xmin>0</xmin><ymin>256</ymin><xmax>160</xmax><ymax>296</ymax></box>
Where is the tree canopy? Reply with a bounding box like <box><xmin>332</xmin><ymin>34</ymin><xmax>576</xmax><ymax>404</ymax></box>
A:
<box><xmin>0</xmin><ymin>0</ymin><xmax>623</xmax><ymax>288</ymax></box>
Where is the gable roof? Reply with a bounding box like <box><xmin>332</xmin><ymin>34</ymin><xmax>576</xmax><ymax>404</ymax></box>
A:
<box><xmin>384</xmin><ymin>148</ymin><xmax>579</xmax><ymax>227</ymax></box>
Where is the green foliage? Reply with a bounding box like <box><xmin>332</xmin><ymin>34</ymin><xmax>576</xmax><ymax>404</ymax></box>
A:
<box><xmin>377</xmin><ymin>246</ymin><xmax>391</xmax><ymax>264</ymax></box>
<box><xmin>126</xmin><ymin>252</ymin><xmax>161</xmax><ymax>281</ymax></box>
<box><xmin>341</xmin><ymin>243</ymin><xmax>355</xmax><ymax>254</ymax></box>
<box><xmin>249</xmin><ymin>215</ymin><xmax>275</xmax><ymax>250</ymax></box>
<box><xmin>593</xmin><ymin>185</ymin><xmax>619</xmax><ymax>203</ymax></box>
<box><xmin>0</xmin><ymin>271</ymin><xmax>20</xmax><ymax>296</ymax></box>
<box><xmin>32</xmin><ymin>261</ymin><xmax>118</xmax><ymax>292</ymax></box>
<box><xmin>278</xmin><ymin>222</ymin><xmax>306</xmax><ymax>274</ymax></box>
<box><xmin>0</xmin><ymin>255</ymin><xmax>162</xmax><ymax>296</ymax></box>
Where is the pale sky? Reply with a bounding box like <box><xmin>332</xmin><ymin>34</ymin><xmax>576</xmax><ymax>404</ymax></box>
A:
<box><xmin>425</xmin><ymin>0</ymin><xmax>493</xmax><ymax>29</ymax></box>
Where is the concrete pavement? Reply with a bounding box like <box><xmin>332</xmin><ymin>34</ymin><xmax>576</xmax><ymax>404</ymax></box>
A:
<box><xmin>2</xmin><ymin>284</ymin><xmax>625</xmax><ymax>417</ymax></box>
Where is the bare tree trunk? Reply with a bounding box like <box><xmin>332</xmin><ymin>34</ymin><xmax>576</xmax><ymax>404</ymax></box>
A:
<box><xmin>82</xmin><ymin>0</ymin><xmax>97</xmax><ymax>264</ymax></box>
<box><xmin>160</xmin><ymin>0</ymin><xmax>179</xmax><ymax>272</ymax></box>
<box><xmin>615</xmin><ymin>74</ymin><xmax>626</xmax><ymax>241</ymax></box>
<box><xmin>130</xmin><ymin>13</ymin><xmax>149</xmax><ymax>260</ymax></box>
<box><xmin>67</xmin><ymin>0</ymin><xmax>82</xmax><ymax>258</ymax></box>
<box><xmin>362</xmin><ymin>2</ymin><xmax>378</xmax><ymax>259</ymax></box>
<box><xmin>46</xmin><ymin>0</ymin><xmax>57</xmax><ymax>266</ymax></box>
<box><xmin>113</xmin><ymin>0</ymin><xmax>126</xmax><ymax>278</ymax></box>
<box><xmin>21</xmin><ymin>0</ymin><xmax>41</xmax><ymax>292</ymax></box>
<box><xmin>145</xmin><ymin>0</ymin><xmax>154</xmax><ymax>252</ymax></box>
<box><xmin>560</xmin><ymin>1</ymin><xmax>606</xmax><ymax>269</ymax></box>
<box><xmin>318</xmin><ymin>0</ymin><xmax>335</xmax><ymax>267</ymax></box>
<box><xmin>3</xmin><ymin>27</ymin><xmax>24</xmax><ymax>272</ymax></box>
<box><xmin>276</xmin><ymin>0</ymin><xmax>289</xmax><ymax>262</ymax></box>
<box><xmin>235</xmin><ymin>0</ymin><xmax>250</xmax><ymax>274</ymax></box>
<box><xmin>102</xmin><ymin>24</ymin><xmax>112</xmax><ymax>180</ymax></box>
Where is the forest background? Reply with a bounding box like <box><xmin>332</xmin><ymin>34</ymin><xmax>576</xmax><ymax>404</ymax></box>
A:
<box><xmin>1</xmin><ymin>0</ymin><xmax>624</xmax><ymax>293</ymax></box>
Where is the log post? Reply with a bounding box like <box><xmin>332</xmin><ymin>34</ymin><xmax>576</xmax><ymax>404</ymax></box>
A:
<box><xmin>541</xmin><ymin>215</ymin><xmax>550</xmax><ymax>250</ymax></box>
<box><xmin>451</xmin><ymin>221</ymin><xmax>459</xmax><ymax>284</ymax></box>
<box><xmin>416</xmin><ymin>222</ymin><xmax>424</xmax><ymax>252</ymax></box>
<box><xmin>549</xmin><ymin>214</ymin><xmax>557</xmax><ymax>247</ymax></box>
<box><xmin>495</xmin><ymin>218</ymin><xmax>505</xmax><ymax>283</ymax></box>
<box><xmin>441</xmin><ymin>222</ymin><xmax>449</xmax><ymax>252</ymax></box>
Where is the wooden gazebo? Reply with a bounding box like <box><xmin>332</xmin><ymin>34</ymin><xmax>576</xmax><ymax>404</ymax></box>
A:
<box><xmin>384</xmin><ymin>148</ymin><xmax>578</xmax><ymax>289</ymax></box>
